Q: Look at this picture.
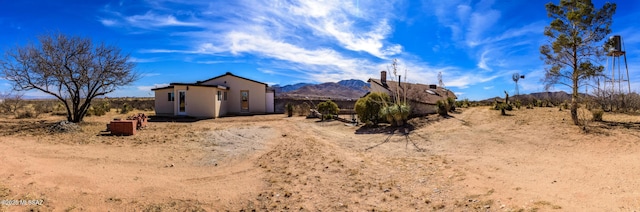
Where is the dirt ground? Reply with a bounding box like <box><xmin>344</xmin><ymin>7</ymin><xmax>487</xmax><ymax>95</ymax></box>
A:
<box><xmin>1</xmin><ymin>107</ymin><xmax>640</xmax><ymax>211</ymax></box>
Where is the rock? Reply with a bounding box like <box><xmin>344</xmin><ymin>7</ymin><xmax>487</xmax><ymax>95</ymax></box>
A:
<box><xmin>48</xmin><ymin>121</ymin><xmax>80</xmax><ymax>133</ymax></box>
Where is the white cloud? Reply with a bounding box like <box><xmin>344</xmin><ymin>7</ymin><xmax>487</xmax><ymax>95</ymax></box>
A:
<box><xmin>129</xmin><ymin>57</ymin><xmax>158</xmax><ymax>63</ymax></box>
<box><xmin>100</xmin><ymin>0</ymin><xmax>404</xmax><ymax>72</ymax></box>
<box><xmin>466</xmin><ymin>9</ymin><xmax>501</xmax><ymax>47</ymax></box>
<box><xmin>125</xmin><ymin>12</ymin><xmax>200</xmax><ymax>28</ymax></box>
<box><xmin>140</xmin><ymin>73</ymin><xmax>161</xmax><ymax>77</ymax></box>
<box><xmin>484</xmin><ymin>86</ymin><xmax>494</xmax><ymax>90</ymax></box>
<box><xmin>99</xmin><ymin>19</ymin><xmax>117</xmax><ymax>26</ymax></box>
<box><xmin>477</xmin><ymin>50</ymin><xmax>492</xmax><ymax>71</ymax></box>
<box><xmin>446</xmin><ymin>73</ymin><xmax>500</xmax><ymax>89</ymax></box>
<box><xmin>100</xmin><ymin>0</ymin><xmax>527</xmax><ymax>93</ymax></box>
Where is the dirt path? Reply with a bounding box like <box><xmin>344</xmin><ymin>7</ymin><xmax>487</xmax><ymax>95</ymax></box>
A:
<box><xmin>1</xmin><ymin>107</ymin><xmax>640</xmax><ymax>211</ymax></box>
<box><xmin>419</xmin><ymin>107</ymin><xmax>640</xmax><ymax>211</ymax></box>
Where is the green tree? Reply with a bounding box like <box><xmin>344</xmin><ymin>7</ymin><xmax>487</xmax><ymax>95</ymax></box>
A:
<box><xmin>355</xmin><ymin>92</ymin><xmax>389</xmax><ymax>125</ymax></box>
<box><xmin>540</xmin><ymin>0</ymin><xmax>616</xmax><ymax>125</ymax></box>
<box><xmin>317</xmin><ymin>100</ymin><xmax>339</xmax><ymax>121</ymax></box>
<box><xmin>1</xmin><ymin>33</ymin><xmax>138</xmax><ymax>123</ymax></box>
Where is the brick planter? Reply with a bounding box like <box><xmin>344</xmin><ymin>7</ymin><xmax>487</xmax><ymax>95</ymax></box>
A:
<box><xmin>110</xmin><ymin>120</ymin><xmax>137</xmax><ymax>136</ymax></box>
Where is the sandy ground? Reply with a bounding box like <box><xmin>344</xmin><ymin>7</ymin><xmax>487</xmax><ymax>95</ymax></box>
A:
<box><xmin>1</xmin><ymin>107</ymin><xmax>640</xmax><ymax>211</ymax></box>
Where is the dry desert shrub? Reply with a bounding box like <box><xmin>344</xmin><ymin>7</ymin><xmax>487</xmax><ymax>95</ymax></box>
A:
<box><xmin>591</xmin><ymin>109</ymin><xmax>604</xmax><ymax>122</ymax></box>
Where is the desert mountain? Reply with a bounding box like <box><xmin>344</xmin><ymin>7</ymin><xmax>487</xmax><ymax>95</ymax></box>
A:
<box><xmin>480</xmin><ymin>91</ymin><xmax>590</xmax><ymax>104</ymax></box>
<box><xmin>271</xmin><ymin>83</ymin><xmax>313</xmax><ymax>93</ymax></box>
<box><xmin>274</xmin><ymin>79</ymin><xmax>369</xmax><ymax>100</ymax></box>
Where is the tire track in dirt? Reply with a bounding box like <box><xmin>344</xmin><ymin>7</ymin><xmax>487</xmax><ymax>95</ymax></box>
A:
<box><xmin>231</xmin><ymin>118</ymin><xmax>463</xmax><ymax>211</ymax></box>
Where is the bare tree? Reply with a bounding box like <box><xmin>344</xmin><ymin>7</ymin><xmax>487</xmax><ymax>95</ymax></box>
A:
<box><xmin>0</xmin><ymin>91</ymin><xmax>25</xmax><ymax>114</ymax></box>
<box><xmin>0</xmin><ymin>33</ymin><xmax>138</xmax><ymax>122</ymax></box>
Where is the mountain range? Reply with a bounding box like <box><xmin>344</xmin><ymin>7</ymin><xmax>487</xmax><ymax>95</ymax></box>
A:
<box><xmin>274</xmin><ymin>80</ymin><xmax>581</xmax><ymax>103</ymax></box>
<box><xmin>480</xmin><ymin>91</ymin><xmax>589</xmax><ymax>104</ymax></box>
<box><xmin>273</xmin><ymin>79</ymin><xmax>369</xmax><ymax>100</ymax></box>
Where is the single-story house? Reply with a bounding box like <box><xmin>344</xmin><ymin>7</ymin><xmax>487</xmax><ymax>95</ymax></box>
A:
<box><xmin>368</xmin><ymin>71</ymin><xmax>456</xmax><ymax>115</ymax></box>
<box><xmin>151</xmin><ymin>72</ymin><xmax>275</xmax><ymax>118</ymax></box>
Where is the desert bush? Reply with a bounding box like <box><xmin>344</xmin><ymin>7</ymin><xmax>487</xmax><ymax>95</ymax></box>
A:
<box><xmin>455</xmin><ymin>98</ymin><xmax>470</xmax><ymax>108</ymax></box>
<box><xmin>0</xmin><ymin>93</ymin><xmax>26</xmax><ymax>114</ymax></box>
<box><xmin>120</xmin><ymin>103</ymin><xmax>132</xmax><ymax>114</ymax></box>
<box><xmin>51</xmin><ymin>102</ymin><xmax>68</xmax><ymax>116</ymax></box>
<box><xmin>107</xmin><ymin>98</ymin><xmax>153</xmax><ymax>111</ymax></box>
<box><xmin>317</xmin><ymin>100</ymin><xmax>339</xmax><ymax>120</ymax></box>
<box><xmin>535</xmin><ymin>99</ymin><xmax>543</xmax><ymax>107</ymax></box>
<box><xmin>93</xmin><ymin>99</ymin><xmax>112</xmax><ymax>112</ymax></box>
<box><xmin>16</xmin><ymin>109</ymin><xmax>35</xmax><ymax>119</ymax></box>
<box><xmin>591</xmin><ymin>109</ymin><xmax>604</xmax><ymax>122</ymax></box>
<box><xmin>296</xmin><ymin>102</ymin><xmax>311</xmax><ymax>116</ymax></box>
<box><xmin>285</xmin><ymin>102</ymin><xmax>294</xmax><ymax>117</ymax></box>
<box><xmin>33</xmin><ymin>100</ymin><xmax>55</xmax><ymax>114</ymax></box>
<box><xmin>436</xmin><ymin>100</ymin><xmax>448</xmax><ymax>116</ymax></box>
<box><xmin>514</xmin><ymin>100</ymin><xmax>522</xmax><ymax>109</ymax></box>
<box><xmin>87</xmin><ymin>105</ymin><xmax>107</xmax><ymax>117</ymax></box>
<box><xmin>355</xmin><ymin>92</ymin><xmax>389</xmax><ymax>125</ymax></box>
<box><xmin>447</xmin><ymin>97</ymin><xmax>456</xmax><ymax>112</ymax></box>
<box><xmin>380</xmin><ymin>103</ymin><xmax>410</xmax><ymax>126</ymax></box>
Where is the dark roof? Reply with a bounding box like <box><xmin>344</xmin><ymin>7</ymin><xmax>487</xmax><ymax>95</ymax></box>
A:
<box><xmin>198</xmin><ymin>72</ymin><xmax>268</xmax><ymax>86</ymax></box>
<box><xmin>151</xmin><ymin>72</ymin><xmax>262</xmax><ymax>91</ymax></box>
<box><xmin>368</xmin><ymin>78</ymin><xmax>456</xmax><ymax>105</ymax></box>
<box><xmin>151</xmin><ymin>85</ymin><xmax>173</xmax><ymax>91</ymax></box>
<box><xmin>150</xmin><ymin>83</ymin><xmax>228</xmax><ymax>91</ymax></box>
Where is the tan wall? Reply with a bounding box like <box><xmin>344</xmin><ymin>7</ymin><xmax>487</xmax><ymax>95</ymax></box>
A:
<box><xmin>154</xmin><ymin>88</ymin><xmax>175</xmax><ymax>116</ymax></box>
<box><xmin>369</xmin><ymin>82</ymin><xmax>392</xmax><ymax>96</ymax></box>
<box><xmin>213</xmin><ymin>90</ymin><xmax>228</xmax><ymax>117</ymax></box>
<box><xmin>189</xmin><ymin>86</ymin><xmax>217</xmax><ymax>118</ymax></box>
<box><xmin>411</xmin><ymin>102</ymin><xmax>437</xmax><ymax>115</ymax></box>
<box><xmin>202</xmin><ymin>75</ymin><xmax>267</xmax><ymax>114</ymax></box>
<box><xmin>171</xmin><ymin>85</ymin><xmax>217</xmax><ymax>118</ymax></box>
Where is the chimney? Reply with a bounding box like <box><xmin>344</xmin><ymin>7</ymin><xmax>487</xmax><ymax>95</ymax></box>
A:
<box><xmin>381</xmin><ymin>71</ymin><xmax>387</xmax><ymax>84</ymax></box>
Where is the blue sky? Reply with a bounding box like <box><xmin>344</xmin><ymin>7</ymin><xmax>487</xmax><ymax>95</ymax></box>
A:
<box><xmin>1</xmin><ymin>0</ymin><xmax>640</xmax><ymax>100</ymax></box>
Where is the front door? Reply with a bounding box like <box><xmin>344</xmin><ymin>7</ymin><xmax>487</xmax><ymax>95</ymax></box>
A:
<box><xmin>240</xmin><ymin>90</ymin><xmax>249</xmax><ymax>112</ymax></box>
<box><xmin>178</xmin><ymin>90</ymin><xmax>187</xmax><ymax>115</ymax></box>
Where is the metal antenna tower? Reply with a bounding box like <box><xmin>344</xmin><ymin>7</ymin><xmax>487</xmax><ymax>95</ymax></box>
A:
<box><xmin>438</xmin><ymin>72</ymin><xmax>447</xmax><ymax>97</ymax></box>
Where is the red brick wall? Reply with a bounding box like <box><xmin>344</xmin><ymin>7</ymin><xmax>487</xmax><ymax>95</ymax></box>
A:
<box><xmin>110</xmin><ymin>120</ymin><xmax>137</xmax><ymax>136</ymax></box>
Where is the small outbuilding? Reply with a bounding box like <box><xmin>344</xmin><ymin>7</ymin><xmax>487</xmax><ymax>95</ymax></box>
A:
<box><xmin>152</xmin><ymin>72</ymin><xmax>275</xmax><ymax>118</ymax></box>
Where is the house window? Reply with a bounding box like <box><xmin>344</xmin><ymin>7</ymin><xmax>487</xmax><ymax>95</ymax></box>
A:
<box><xmin>224</xmin><ymin>91</ymin><xmax>227</xmax><ymax>101</ymax></box>
<box><xmin>217</xmin><ymin>91</ymin><xmax>222</xmax><ymax>101</ymax></box>
<box><xmin>168</xmin><ymin>92</ymin><xmax>174</xmax><ymax>101</ymax></box>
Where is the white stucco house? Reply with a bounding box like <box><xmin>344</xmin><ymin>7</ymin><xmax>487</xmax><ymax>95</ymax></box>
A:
<box><xmin>151</xmin><ymin>72</ymin><xmax>275</xmax><ymax>118</ymax></box>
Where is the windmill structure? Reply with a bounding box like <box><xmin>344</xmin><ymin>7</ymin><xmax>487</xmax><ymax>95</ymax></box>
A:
<box><xmin>512</xmin><ymin>73</ymin><xmax>525</xmax><ymax>96</ymax></box>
